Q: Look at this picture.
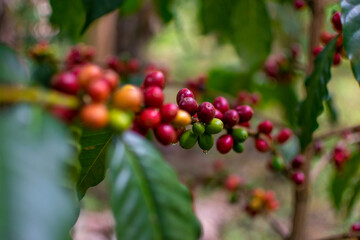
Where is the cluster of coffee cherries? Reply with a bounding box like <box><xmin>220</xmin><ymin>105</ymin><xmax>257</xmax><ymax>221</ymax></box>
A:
<box><xmin>313</xmin><ymin>11</ymin><xmax>344</xmax><ymax>66</ymax></box>
<box><xmin>236</xmin><ymin>91</ymin><xmax>261</xmax><ymax>106</ymax></box>
<box><xmin>245</xmin><ymin>188</ymin><xmax>279</xmax><ymax>217</ymax></box>
<box><xmin>293</xmin><ymin>0</ymin><xmax>306</xmax><ymax>10</ymax></box>
<box><xmin>263</xmin><ymin>44</ymin><xmax>301</xmax><ymax>84</ymax></box>
<box><xmin>65</xmin><ymin>45</ymin><xmax>96</xmax><ymax>70</ymax></box>
<box><xmin>107</xmin><ymin>56</ymin><xmax>140</xmax><ymax>76</ymax></box>
<box><xmin>28</xmin><ymin>41</ymin><xmax>56</xmax><ymax>64</ymax></box>
<box><xmin>332</xmin><ymin>143</ymin><xmax>351</xmax><ymax>169</ymax></box>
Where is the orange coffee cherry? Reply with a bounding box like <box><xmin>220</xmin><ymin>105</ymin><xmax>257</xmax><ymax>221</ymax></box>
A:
<box><xmin>113</xmin><ymin>84</ymin><xmax>143</xmax><ymax>112</ymax></box>
<box><xmin>80</xmin><ymin>103</ymin><xmax>109</xmax><ymax>129</ymax></box>
<box><xmin>78</xmin><ymin>64</ymin><xmax>103</xmax><ymax>87</ymax></box>
<box><xmin>171</xmin><ymin>109</ymin><xmax>191</xmax><ymax>127</ymax></box>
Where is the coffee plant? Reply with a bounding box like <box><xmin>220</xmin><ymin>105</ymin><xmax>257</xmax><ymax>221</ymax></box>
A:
<box><xmin>1</xmin><ymin>0</ymin><xmax>360</xmax><ymax>240</ymax></box>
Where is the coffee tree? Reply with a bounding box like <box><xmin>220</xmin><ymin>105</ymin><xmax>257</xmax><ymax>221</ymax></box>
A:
<box><xmin>1</xmin><ymin>0</ymin><xmax>360</xmax><ymax>240</ymax></box>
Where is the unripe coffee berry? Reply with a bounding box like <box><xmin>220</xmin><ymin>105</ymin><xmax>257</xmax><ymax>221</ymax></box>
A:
<box><xmin>80</xmin><ymin>103</ymin><xmax>109</xmax><ymax>129</ymax></box>
<box><xmin>223</xmin><ymin>110</ymin><xmax>239</xmax><ymax>128</ymax></box>
<box><xmin>235</xmin><ymin>105</ymin><xmax>254</xmax><ymax>123</ymax></box>
<box><xmin>225</xmin><ymin>175</ymin><xmax>242</xmax><ymax>191</ymax></box>
<box><xmin>258</xmin><ymin>120</ymin><xmax>273</xmax><ymax>134</ymax></box>
<box><xmin>143</xmin><ymin>86</ymin><xmax>164</xmax><ymax>108</ymax></box>
<box><xmin>331</xmin><ymin>12</ymin><xmax>342</xmax><ymax>32</ymax></box>
<box><xmin>154</xmin><ymin>124</ymin><xmax>177</xmax><ymax>145</ymax></box>
<box><xmin>198</xmin><ymin>134</ymin><xmax>214</xmax><ymax>151</ymax></box>
<box><xmin>205</xmin><ymin>118</ymin><xmax>224</xmax><ymax>134</ymax></box>
<box><xmin>271</xmin><ymin>156</ymin><xmax>285</xmax><ymax>171</ymax></box>
<box><xmin>144</xmin><ymin>71</ymin><xmax>165</xmax><ymax>89</ymax></box>
<box><xmin>52</xmin><ymin>72</ymin><xmax>79</xmax><ymax>95</ymax></box>
<box><xmin>179</xmin><ymin>130</ymin><xmax>198</xmax><ymax>149</ymax></box>
<box><xmin>192</xmin><ymin>122</ymin><xmax>205</xmax><ymax>136</ymax></box>
<box><xmin>213</xmin><ymin>96</ymin><xmax>229</xmax><ymax>113</ymax></box>
<box><xmin>179</xmin><ymin>97</ymin><xmax>198</xmax><ymax>116</ymax></box>
<box><xmin>177</xmin><ymin>88</ymin><xmax>194</xmax><ymax>104</ymax></box>
<box><xmin>291</xmin><ymin>155</ymin><xmax>304</xmax><ymax>169</ymax></box>
<box><xmin>276</xmin><ymin>128</ymin><xmax>292</xmax><ymax>144</ymax></box>
<box><xmin>139</xmin><ymin>108</ymin><xmax>161</xmax><ymax>129</ymax></box>
<box><xmin>232</xmin><ymin>128</ymin><xmax>248</xmax><ymax>143</ymax></box>
<box><xmin>216</xmin><ymin>134</ymin><xmax>234</xmax><ymax>154</ymax></box>
<box><xmin>233</xmin><ymin>142</ymin><xmax>244</xmax><ymax>153</ymax></box>
<box><xmin>171</xmin><ymin>109</ymin><xmax>192</xmax><ymax>127</ymax></box>
<box><xmin>292</xmin><ymin>171</ymin><xmax>305</xmax><ymax>185</ymax></box>
<box><xmin>113</xmin><ymin>84</ymin><xmax>143</xmax><ymax>112</ymax></box>
<box><xmin>255</xmin><ymin>138</ymin><xmax>270</xmax><ymax>153</ymax></box>
<box><xmin>197</xmin><ymin>102</ymin><xmax>215</xmax><ymax>123</ymax></box>
<box><xmin>109</xmin><ymin>109</ymin><xmax>133</xmax><ymax>132</ymax></box>
<box><xmin>160</xmin><ymin>103</ymin><xmax>178</xmax><ymax>123</ymax></box>
<box><xmin>86</xmin><ymin>79</ymin><xmax>111</xmax><ymax>102</ymax></box>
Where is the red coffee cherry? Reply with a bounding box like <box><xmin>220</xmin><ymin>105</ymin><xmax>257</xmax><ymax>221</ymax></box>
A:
<box><xmin>333</xmin><ymin>53</ymin><xmax>341</xmax><ymax>66</ymax></box>
<box><xmin>139</xmin><ymin>108</ymin><xmax>161</xmax><ymax>129</ymax></box>
<box><xmin>216</xmin><ymin>134</ymin><xmax>234</xmax><ymax>154</ymax></box>
<box><xmin>50</xmin><ymin>106</ymin><xmax>77</xmax><ymax>123</ymax></box>
<box><xmin>312</xmin><ymin>46</ymin><xmax>324</xmax><ymax>57</ymax></box>
<box><xmin>160</xmin><ymin>103</ymin><xmax>178</xmax><ymax>123</ymax></box>
<box><xmin>127</xmin><ymin>58</ymin><xmax>140</xmax><ymax>73</ymax></box>
<box><xmin>291</xmin><ymin>155</ymin><xmax>304</xmax><ymax>169</ymax></box>
<box><xmin>154</xmin><ymin>124</ymin><xmax>177</xmax><ymax>145</ymax></box>
<box><xmin>292</xmin><ymin>171</ymin><xmax>305</xmax><ymax>185</ymax></box>
<box><xmin>255</xmin><ymin>138</ymin><xmax>270</xmax><ymax>153</ymax></box>
<box><xmin>86</xmin><ymin>79</ymin><xmax>111</xmax><ymax>102</ymax></box>
<box><xmin>213</xmin><ymin>159</ymin><xmax>225</xmax><ymax>172</ymax></box>
<box><xmin>103</xmin><ymin>69</ymin><xmax>120</xmax><ymax>90</ymax></box>
<box><xmin>179</xmin><ymin>97</ymin><xmax>198</xmax><ymax>116</ymax></box>
<box><xmin>144</xmin><ymin>71</ymin><xmax>165</xmax><ymax>89</ymax></box>
<box><xmin>264</xmin><ymin>59</ymin><xmax>279</xmax><ymax>78</ymax></box>
<box><xmin>176</xmin><ymin>88</ymin><xmax>194</xmax><ymax>105</ymax></box>
<box><xmin>320</xmin><ymin>31</ymin><xmax>334</xmax><ymax>45</ymax></box>
<box><xmin>143</xmin><ymin>86</ymin><xmax>164</xmax><ymax>108</ymax></box>
<box><xmin>214</xmin><ymin>109</ymin><xmax>223</xmax><ymax>120</ymax></box>
<box><xmin>331</xmin><ymin>12</ymin><xmax>342</xmax><ymax>32</ymax></box>
<box><xmin>213</xmin><ymin>96</ymin><xmax>229</xmax><ymax>113</ymax></box>
<box><xmin>351</xmin><ymin>223</ymin><xmax>360</xmax><ymax>232</ymax></box>
<box><xmin>52</xmin><ymin>72</ymin><xmax>79</xmax><ymax>95</ymax></box>
<box><xmin>197</xmin><ymin>102</ymin><xmax>216</xmax><ymax>123</ymax></box>
<box><xmin>80</xmin><ymin>103</ymin><xmax>109</xmax><ymax>129</ymax></box>
<box><xmin>235</xmin><ymin>105</ymin><xmax>254</xmax><ymax>123</ymax></box>
<box><xmin>293</xmin><ymin>0</ymin><xmax>306</xmax><ymax>10</ymax></box>
<box><xmin>276</xmin><ymin>128</ymin><xmax>292</xmax><ymax>144</ymax></box>
<box><xmin>225</xmin><ymin>175</ymin><xmax>242</xmax><ymax>191</ymax></box>
<box><xmin>257</xmin><ymin>120</ymin><xmax>273</xmax><ymax>134</ymax></box>
<box><xmin>222</xmin><ymin>110</ymin><xmax>239</xmax><ymax>128</ymax></box>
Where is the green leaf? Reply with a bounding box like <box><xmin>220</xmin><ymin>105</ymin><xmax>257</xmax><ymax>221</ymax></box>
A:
<box><xmin>341</xmin><ymin>0</ymin><xmax>360</xmax><ymax>83</ymax></box>
<box><xmin>82</xmin><ymin>0</ymin><xmax>125</xmax><ymax>33</ymax></box>
<box><xmin>325</xmin><ymin>94</ymin><xmax>338</xmax><ymax>124</ymax></box>
<box><xmin>298</xmin><ymin>37</ymin><xmax>337</xmax><ymax>150</ymax></box>
<box><xmin>49</xmin><ymin>0</ymin><xmax>85</xmax><ymax>40</ymax></box>
<box><xmin>108</xmin><ymin>132</ymin><xmax>201</xmax><ymax>240</ymax></box>
<box><xmin>346</xmin><ymin>177</ymin><xmax>360</xmax><ymax>217</ymax></box>
<box><xmin>0</xmin><ymin>43</ymin><xmax>28</xmax><ymax>85</ymax></box>
<box><xmin>76</xmin><ymin>128</ymin><xmax>113</xmax><ymax>199</ymax></box>
<box><xmin>152</xmin><ymin>0</ymin><xmax>174</xmax><ymax>23</ymax></box>
<box><xmin>0</xmin><ymin>105</ymin><xmax>78</xmax><ymax>240</ymax></box>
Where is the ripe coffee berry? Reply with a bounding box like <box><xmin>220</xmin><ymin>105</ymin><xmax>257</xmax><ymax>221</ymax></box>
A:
<box><xmin>113</xmin><ymin>84</ymin><xmax>143</xmax><ymax>112</ymax></box>
<box><xmin>292</xmin><ymin>171</ymin><xmax>305</xmax><ymax>185</ymax></box>
<box><xmin>351</xmin><ymin>223</ymin><xmax>360</xmax><ymax>232</ymax></box>
<box><xmin>78</xmin><ymin>64</ymin><xmax>103</xmax><ymax>87</ymax></box>
<box><xmin>214</xmin><ymin>109</ymin><xmax>223</xmax><ymax>120</ymax></box>
<box><xmin>276</xmin><ymin>128</ymin><xmax>292</xmax><ymax>143</ymax></box>
<box><xmin>257</xmin><ymin>120</ymin><xmax>273</xmax><ymax>134</ymax></box>
<box><xmin>291</xmin><ymin>155</ymin><xmax>304</xmax><ymax>169</ymax></box>
<box><xmin>320</xmin><ymin>32</ymin><xmax>334</xmax><ymax>45</ymax></box>
<box><xmin>333</xmin><ymin>53</ymin><xmax>341</xmax><ymax>66</ymax></box>
<box><xmin>160</xmin><ymin>103</ymin><xmax>178</xmax><ymax>123</ymax></box>
<box><xmin>139</xmin><ymin>109</ymin><xmax>161</xmax><ymax>129</ymax></box>
<box><xmin>86</xmin><ymin>79</ymin><xmax>111</xmax><ymax>102</ymax></box>
<box><xmin>213</xmin><ymin>96</ymin><xmax>229</xmax><ymax>113</ymax></box>
<box><xmin>312</xmin><ymin>46</ymin><xmax>324</xmax><ymax>57</ymax></box>
<box><xmin>80</xmin><ymin>103</ymin><xmax>109</xmax><ymax>129</ymax></box>
<box><xmin>331</xmin><ymin>12</ymin><xmax>342</xmax><ymax>32</ymax></box>
<box><xmin>293</xmin><ymin>0</ymin><xmax>306</xmax><ymax>10</ymax></box>
<box><xmin>179</xmin><ymin>97</ymin><xmax>198</xmax><ymax>116</ymax></box>
<box><xmin>52</xmin><ymin>72</ymin><xmax>79</xmax><ymax>95</ymax></box>
<box><xmin>223</xmin><ymin>110</ymin><xmax>239</xmax><ymax>128</ymax></box>
<box><xmin>103</xmin><ymin>69</ymin><xmax>119</xmax><ymax>90</ymax></box>
<box><xmin>50</xmin><ymin>106</ymin><xmax>77</xmax><ymax>123</ymax></box>
<box><xmin>144</xmin><ymin>71</ymin><xmax>165</xmax><ymax>89</ymax></box>
<box><xmin>197</xmin><ymin>102</ymin><xmax>215</xmax><ymax>123</ymax></box>
<box><xmin>154</xmin><ymin>124</ymin><xmax>177</xmax><ymax>145</ymax></box>
<box><xmin>216</xmin><ymin>134</ymin><xmax>234</xmax><ymax>154</ymax></box>
<box><xmin>225</xmin><ymin>175</ymin><xmax>242</xmax><ymax>191</ymax></box>
<box><xmin>235</xmin><ymin>105</ymin><xmax>254</xmax><ymax>123</ymax></box>
<box><xmin>255</xmin><ymin>138</ymin><xmax>270</xmax><ymax>153</ymax></box>
<box><xmin>143</xmin><ymin>86</ymin><xmax>164</xmax><ymax>108</ymax></box>
<box><xmin>176</xmin><ymin>88</ymin><xmax>194</xmax><ymax>105</ymax></box>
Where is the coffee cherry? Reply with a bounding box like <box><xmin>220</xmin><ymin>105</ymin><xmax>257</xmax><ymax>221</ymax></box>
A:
<box><xmin>258</xmin><ymin>120</ymin><xmax>273</xmax><ymax>134</ymax></box>
<box><xmin>205</xmin><ymin>118</ymin><xmax>224</xmax><ymax>134</ymax></box>
<box><xmin>78</xmin><ymin>64</ymin><xmax>103</xmax><ymax>87</ymax></box>
<box><xmin>103</xmin><ymin>69</ymin><xmax>119</xmax><ymax>90</ymax></box>
<box><xmin>154</xmin><ymin>124</ymin><xmax>177</xmax><ymax>145</ymax></box>
<box><xmin>144</xmin><ymin>71</ymin><xmax>165</xmax><ymax>89</ymax></box>
<box><xmin>320</xmin><ymin>32</ymin><xmax>334</xmax><ymax>45</ymax></box>
<box><xmin>127</xmin><ymin>58</ymin><xmax>140</xmax><ymax>73</ymax></box>
<box><xmin>179</xmin><ymin>130</ymin><xmax>198</xmax><ymax>149</ymax></box>
<box><xmin>235</xmin><ymin>105</ymin><xmax>254</xmax><ymax>123</ymax></box>
<box><xmin>80</xmin><ymin>103</ymin><xmax>109</xmax><ymax>129</ymax></box>
<box><xmin>143</xmin><ymin>86</ymin><xmax>164</xmax><ymax>108</ymax></box>
<box><xmin>132</xmin><ymin>121</ymin><xmax>149</xmax><ymax>136</ymax></box>
<box><xmin>113</xmin><ymin>84</ymin><xmax>143</xmax><ymax>112</ymax></box>
<box><xmin>86</xmin><ymin>79</ymin><xmax>111</xmax><ymax>102</ymax></box>
<box><xmin>139</xmin><ymin>108</ymin><xmax>161</xmax><ymax>129</ymax></box>
<box><xmin>198</xmin><ymin>134</ymin><xmax>214</xmax><ymax>151</ymax></box>
<box><xmin>264</xmin><ymin>59</ymin><xmax>279</xmax><ymax>78</ymax></box>
<box><xmin>351</xmin><ymin>223</ymin><xmax>360</xmax><ymax>232</ymax></box>
<box><xmin>271</xmin><ymin>156</ymin><xmax>285</xmax><ymax>171</ymax></box>
<box><xmin>225</xmin><ymin>175</ymin><xmax>242</xmax><ymax>191</ymax></box>
<box><xmin>52</xmin><ymin>72</ymin><xmax>79</xmax><ymax>95</ymax></box>
<box><xmin>109</xmin><ymin>109</ymin><xmax>133</xmax><ymax>132</ymax></box>
<box><xmin>197</xmin><ymin>102</ymin><xmax>215</xmax><ymax>123</ymax></box>
<box><xmin>223</xmin><ymin>110</ymin><xmax>239</xmax><ymax>128</ymax></box>
<box><xmin>314</xmin><ymin>140</ymin><xmax>324</xmax><ymax>154</ymax></box>
<box><xmin>160</xmin><ymin>103</ymin><xmax>178</xmax><ymax>123</ymax></box>
<box><xmin>292</xmin><ymin>171</ymin><xmax>305</xmax><ymax>185</ymax></box>
<box><xmin>179</xmin><ymin>97</ymin><xmax>198</xmax><ymax>116</ymax></box>
<box><xmin>312</xmin><ymin>46</ymin><xmax>324</xmax><ymax>57</ymax></box>
<box><xmin>213</xmin><ymin>96</ymin><xmax>229</xmax><ymax>113</ymax></box>
<box><xmin>192</xmin><ymin>122</ymin><xmax>205</xmax><ymax>136</ymax></box>
<box><xmin>214</xmin><ymin>109</ymin><xmax>223</xmax><ymax>120</ymax></box>
<box><xmin>293</xmin><ymin>0</ymin><xmax>305</xmax><ymax>10</ymax></box>
<box><xmin>255</xmin><ymin>138</ymin><xmax>270</xmax><ymax>152</ymax></box>
<box><xmin>171</xmin><ymin>109</ymin><xmax>192</xmax><ymax>127</ymax></box>
<box><xmin>50</xmin><ymin>106</ymin><xmax>77</xmax><ymax>123</ymax></box>
<box><xmin>276</xmin><ymin>128</ymin><xmax>292</xmax><ymax>144</ymax></box>
<box><xmin>233</xmin><ymin>142</ymin><xmax>244</xmax><ymax>153</ymax></box>
<box><xmin>291</xmin><ymin>155</ymin><xmax>304</xmax><ymax>169</ymax></box>
<box><xmin>176</xmin><ymin>88</ymin><xmax>194</xmax><ymax>105</ymax></box>
<box><xmin>232</xmin><ymin>128</ymin><xmax>248</xmax><ymax>143</ymax></box>
<box><xmin>333</xmin><ymin>53</ymin><xmax>341</xmax><ymax>65</ymax></box>
<box><xmin>331</xmin><ymin>12</ymin><xmax>342</xmax><ymax>32</ymax></box>
<box><xmin>216</xmin><ymin>135</ymin><xmax>233</xmax><ymax>154</ymax></box>
<box><xmin>213</xmin><ymin>160</ymin><xmax>225</xmax><ymax>171</ymax></box>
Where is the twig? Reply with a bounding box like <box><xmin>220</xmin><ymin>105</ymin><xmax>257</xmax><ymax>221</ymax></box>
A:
<box><xmin>268</xmin><ymin>215</ymin><xmax>289</xmax><ymax>239</ymax></box>
<box><xmin>314</xmin><ymin>232</ymin><xmax>360</xmax><ymax>240</ymax></box>
<box><xmin>314</xmin><ymin>124</ymin><xmax>360</xmax><ymax>141</ymax></box>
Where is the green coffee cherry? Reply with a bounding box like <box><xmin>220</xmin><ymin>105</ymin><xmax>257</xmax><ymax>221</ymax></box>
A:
<box><xmin>192</xmin><ymin>122</ymin><xmax>205</xmax><ymax>136</ymax></box>
<box><xmin>179</xmin><ymin>130</ymin><xmax>198</xmax><ymax>149</ymax></box>
<box><xmin>232</xmin><ymin>128</ymin><xmax>248</xmax><ymax>143</ymax></box>
<box><xmin>198</xmin><ymin>133</ymin><xmax>214</xmax><ymax>151</ymax></box>
<box><xmin>109</xmin><ymin>109</ymin><xmax>133</xmax><ymax>132</ymax></box>
<box><xmin>205</xmin><ymin>118</ymin><xmax>224</xmax><ymax>134</ymax></box>
<box><xmin>272</xmin><ymin>156</ymin><xmax>285</xmax><ymax>171</ymax></box>
<box><xmin>233</xmin><ymin>142</ymin><xmax>244</xmax><ymax>153</ymax></box>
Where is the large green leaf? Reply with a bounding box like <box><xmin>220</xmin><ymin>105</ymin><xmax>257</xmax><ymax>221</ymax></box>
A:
<box><xmin>0</xmin><ymin>105</ymin><xmax>78</xmax><ymax>240</ymax></box>
<box><xmin>76</xmin><ymin>128</ymin><xmax>113</xmax><ymax>199</ymax></box>
<box><xmin>298</xmin><ymin>37</ymin><xmax>337</xmax><ymax>150</ymax></box>
<box><xmin>152</xmin><ymin>0</ymin><xmax>174</xmax><ymax>23</ymax></box>
<box><xmin>341</xmin><ymin>0</ymin><xmax>360</xmax><ymax>84</ymax></box>
<box><xmin>108</xmin><ymin>132</ymin><xmax>201</xmax><ymax>240</ymax></box>
<box><xmin>0</xmin><ymin>43</ymin><xmax>28</xmax><ymax>85</ymax></box>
